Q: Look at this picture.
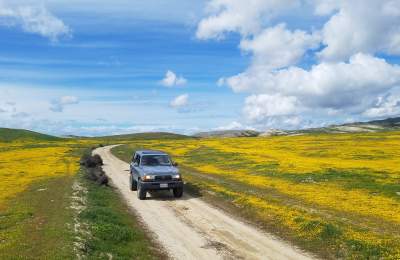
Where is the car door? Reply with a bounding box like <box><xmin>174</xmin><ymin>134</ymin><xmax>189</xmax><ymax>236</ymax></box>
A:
<box><xmin>130</xmin><ymin>153</ymin><xmax>136</xmax><ymax>173</ymax></box>
<box><xmin>131</xmin><ymin>154</ymin><xmax>141</xmax><ymax>181</ymax></box>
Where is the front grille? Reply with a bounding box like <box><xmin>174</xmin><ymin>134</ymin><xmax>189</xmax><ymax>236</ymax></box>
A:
<box><xmin>155</xmin><ymin>175</ymin><xmax>172</xmax><ymax>181</ymax></box>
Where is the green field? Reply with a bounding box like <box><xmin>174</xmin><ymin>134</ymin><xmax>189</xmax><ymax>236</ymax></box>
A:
<box><xmin>0</xmin><ymin>129</ymin><xmax>161</xmax><ymax>259</ymax></box>
<box><xmin>2</xmin><ymin>128</ymin><xmax>400</xmax><ymax>259</ymax></box>
<box><xmin>111</xmin><ymin>131</ymin><xmax>400</xmax><ymax>259</ymax></box>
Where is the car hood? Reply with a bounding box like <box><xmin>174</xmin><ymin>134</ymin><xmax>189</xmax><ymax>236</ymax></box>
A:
<box><xmin>141</xmin><ymin>166</ymin><xmax>178</xmax><ymax>175</ymax></box>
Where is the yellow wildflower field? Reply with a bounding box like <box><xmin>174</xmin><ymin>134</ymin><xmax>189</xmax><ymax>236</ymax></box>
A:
<box><xmin>0</xmin><ymin>140</ymin><xmax>88</xmax><ymax>209</ymax></box>
<box><xmin>113</xmin><ymin>131</ymin><xmax>400</xmax><ymax>259</ymax></box>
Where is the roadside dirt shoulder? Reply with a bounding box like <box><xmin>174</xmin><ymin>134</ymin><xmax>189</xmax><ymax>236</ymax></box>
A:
<box><xmin>94</xmin><ymin>145</ymin><xmax>314</xmax><ymax>260</ymax></box>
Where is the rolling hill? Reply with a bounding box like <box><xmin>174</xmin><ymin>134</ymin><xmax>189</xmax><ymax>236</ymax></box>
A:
<box><xmin>0</xmin><ymin>128</ymin><xmax>61</xmax><ymax>142</ymax></box>
<box><xmin>298</xmin><ymin>117</ymin><xmax>400</xmax><ymax>135</ymax></box>
<box><xmin>195</xmin><ymin>117</ymin><xmax>400</xmax><ymax>138</ymax></box>
<box><xmin>194</xmin><ymin>130</ymin><xmax>260</xmax><ymax>138</ymax></box>
<box><xmin>1</xmin><ymin>116</ymin><xmax>399</xmax><ymax>142</ymax></box>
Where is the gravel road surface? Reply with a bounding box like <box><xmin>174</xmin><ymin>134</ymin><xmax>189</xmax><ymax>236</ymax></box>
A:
<box><xmin>94</xmin><ymin>145</ymin><xmax>314</xmax><ymax>260</ymax></box>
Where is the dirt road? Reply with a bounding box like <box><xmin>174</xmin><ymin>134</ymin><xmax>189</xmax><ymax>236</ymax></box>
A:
<box><xmin>94</xmin><ymin>146</ymin><xmax>314</xmax><ymax>260</ymax></box>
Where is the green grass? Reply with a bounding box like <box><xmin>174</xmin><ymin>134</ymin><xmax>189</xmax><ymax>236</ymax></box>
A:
<box><xmin>180</xmin><ymin>167</ymin><xmax>399</xmax><ymax>259</ymax></box>
<box><xmin>0</xmin><ymin>128</ymin><xmax>61</xmax><ymax>142</ymax></box>
<box><xmin>0</xmin><ymin>127</ymin><xmax>191</xmax><ymax>144</ymax></box>
<box><xmin>0</xmin><ymin>127</ymin><xmax>161</xmax><ymax>259</ymax></box>
<box><xmin>111</xmin><ymin>141</ymin><xmax>400</xmax><ymax>259</ymax></box>
<box><xmin>78</xmin><ymin>169</ymin><xmax>163</xmax><ymax>259</ymax></box>
<box><xmin>0</xmin><ymin>166</ymin><xmax>161</xmax><ymax>260</ymax></box>
<box><xmin>0</xmin><ymin>176</ymin><xmax>75</xmax><ymax>259</ymax></box>
<box><xmin>2</xmin><ymin>127</ymin><xmax>399</xmax><ymax>259</ymax></box>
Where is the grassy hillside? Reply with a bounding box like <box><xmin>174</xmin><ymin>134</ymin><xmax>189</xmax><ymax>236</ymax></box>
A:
<box><xmin>194</xmin><ymin>130</ymin><xmax>260</xmax><ymax>138</ymax></box>
<box><xmin>196</xmin><ymin>117</ymin><xmax>400</xmax><ymax>138</ymax></box>
<box><xmin>355</xmin><ymin>117</ymin><xmax>400</xmax><ymax>127</ymax></box>
<box><xmin>289</xmin><ymin>117</ymin><xmax>400</xmax><ymax>135</ymax></box>
<box><xmin>2</xmin><ymin>126</ymin><xmax>400</xmax><ymax>258</ymax></box>
<box><xmin>0</xmin><ymin>130</ymin><xmax>160</xmax><ymax>258</ymax></box>
<box><xmin>0</xmin><ymin>128</ymin><xmax>60</xmax><ymax>142</ymax></box>
<box><xmin>112</xmin><ymin>131</ymin><xmax>400</xmax><ymax>259</ymax></box>
<box><xmin>0</xmin><ymin>135</ymin><xmax>81</xmax><ymax>258</ymax></box>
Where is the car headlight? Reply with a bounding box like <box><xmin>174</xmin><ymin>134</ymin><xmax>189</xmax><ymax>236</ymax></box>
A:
<box><xmin>172</xmin><ymin>174</ymin><xmax>181</xmax><ymax>180</ymax></box>
<box><xmin>143</xmin><ymin>175</ymin><xmax>155</xmax><ymax>181</ymax></box>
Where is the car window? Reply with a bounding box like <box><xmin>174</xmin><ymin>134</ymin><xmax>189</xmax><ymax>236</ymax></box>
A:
<box><xmin>134</xmin><ymin>154</ymin><xmax>140</xmax><ymax>164</ymax></box>
<box><xmin>141</xmin><ymin>155</ymin><xmax>171</xmax><ymax>166</ymax></box>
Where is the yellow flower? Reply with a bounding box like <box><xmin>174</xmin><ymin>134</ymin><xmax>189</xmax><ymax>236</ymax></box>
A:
<box><xmin>0</xmin><ymin>141</ymin><xmax>81</xmax><ymax>208</ymax></box>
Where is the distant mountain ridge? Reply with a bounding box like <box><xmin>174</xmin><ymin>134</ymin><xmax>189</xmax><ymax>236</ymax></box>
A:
<box><xmin>298</xmin><ymin>117</ymin><xmax>400</xmax><ymax>135</ymax></box>
<box><xmin>194</xmin><ymin>117</ymin><xmax>400</xmax><ymax>138</ymax></box>
<box><xmin>351</xmin><ymin>117</ymin><xmax>400</xmax><ymax>127</ymax></box>
<box><xmin>194</xmin><ymin>130</ymin><xmax>260</xmax><ymax>138</ymax></box>
<box><xmin>1</xmin><ymin>117</ymin><xmax>399</xmax><ymax>141</ymax></box>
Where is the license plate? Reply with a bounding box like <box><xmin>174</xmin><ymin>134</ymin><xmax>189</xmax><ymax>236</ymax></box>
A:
<box><xmin>160</xmin><ymin>183</ymin><xmax>168</xmax><ymax>188</ymax></box>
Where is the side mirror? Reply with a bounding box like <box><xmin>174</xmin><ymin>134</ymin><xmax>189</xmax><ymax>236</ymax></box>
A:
<box><xmin>172</xmin><ymin>162</ymin><xmax>178</xmax><ymax>167</ymax></box>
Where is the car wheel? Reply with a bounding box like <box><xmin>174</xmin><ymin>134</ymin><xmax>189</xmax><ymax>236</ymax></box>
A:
<box><xmin>130</xmin><ymin>175</ymin><xmax>137</xmax><ymax>191</ymax></box>
<box><xmin>173</xmin><ymin>187</ymin><xmax>183</xmax><ymax>198</ymax></box>
<box><xmin>137</xmin><ymin>182</ymin><xmax>146</xmax><ymax>200</ymax></box>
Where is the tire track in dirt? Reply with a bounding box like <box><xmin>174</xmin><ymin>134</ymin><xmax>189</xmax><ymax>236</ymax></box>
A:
<box><xmin>94</xmin><ymin>145</ymin><xmax>315</xmax><ymax>260</ymax></box>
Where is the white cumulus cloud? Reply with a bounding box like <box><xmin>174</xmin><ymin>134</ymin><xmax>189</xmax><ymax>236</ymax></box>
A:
<box><xmin>227</xmin><ymin>54</ymin><xmax>400</xmax><ymax>103</ymax></box>
<box><xmin>196</xmin><ymin>0</ymin><xmax>299</xmax><ymax>39</ymax></box>
<box><xmin>314</xmin><ymin>0</ymin><xmax>400</xmax><ymax>60</ymax></box>
<box><xmin>0</xmin><ymin>1</ymin><xmax>71</xmax><ymax>42</ymax></box>
<box><xmin>216</xmin><ymin>121</ymin><xmax>256</xmax><ymax>131</ymax></box>
<box><xmin>161</xmin><ymin>70</ymin><xmax>187</xmax><ymax>87</ymax></box>
<box><xmin>198</xmin><ymin>0</ymin><xmax>400</xmax><ymax>126</ymax></box>
<box><xmin>50</xmin><ymin>96</ymin><xmax>79</xmax><ymax>112</ymax></box>
<box><xmin>243</xmin><ymin>94</ymin><xmax>300</xmax><ymax>121</ymax></box>
<box><xmin>170</xmin><ymin>94</ymin><xmax>189</xmax><ymax>108</ymax></box>
<box><xmin>363</xmin><ymin>93</ymin><xmax>400</xmax><ymax>118</ymax></box>
<box><xmin>240</xmin><ymin>23</ymin><xmax>320</xmax><ymax>69</ymax></box>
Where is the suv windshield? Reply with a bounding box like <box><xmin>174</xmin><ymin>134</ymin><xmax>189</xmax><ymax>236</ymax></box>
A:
<box><xmin>141</xmin><ymin>155</ymin><xmax>171</xmax><ymax>166</ymax></box>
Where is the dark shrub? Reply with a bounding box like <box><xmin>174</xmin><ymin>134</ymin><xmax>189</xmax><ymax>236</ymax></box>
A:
<box><xmin>80</xmin><ymin>154</ymin><xmax>103</xmax><ymax>168</ymax></box>
<box><xmin>85</xmin><ymin>166</ymin><xmax>109</xmax><ymax>186</ymax></box>
<box><xmin>80</xmin><ymin>154</ymin><xmax>91</xmax><ymax>166</ymax></box>
<box><xmin>81</xmin><ymin>154</ymin><xmax>108</xmax><ymax>186</ymax></box>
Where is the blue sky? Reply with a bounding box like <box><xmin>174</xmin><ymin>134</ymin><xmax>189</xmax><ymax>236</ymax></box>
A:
<box><xmin>0</xmin><ymin>0</ymin><xmax>400</xmax><ymax>136</ymax></box>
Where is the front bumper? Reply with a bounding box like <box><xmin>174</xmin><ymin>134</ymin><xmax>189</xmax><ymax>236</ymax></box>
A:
<box><xmin>139</xmin><ymin>180</ymin><xmax>183</xmax><ymax>190</ymax></box>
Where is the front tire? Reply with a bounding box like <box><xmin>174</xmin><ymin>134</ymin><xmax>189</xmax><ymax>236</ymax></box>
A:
<box><xmin>137</xmin><ymin>182</ymin><xmax>146</xmax><ymax>200</ymax></box>
<box><xmin>130</xmin><ymin>175</ymin><xmax>137</xmax><ymax>191</ymax></box>
<box><xmin>173</xmin><ymin>187</ymin><xmax>183</xmax><ymax>198</ymax></box>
